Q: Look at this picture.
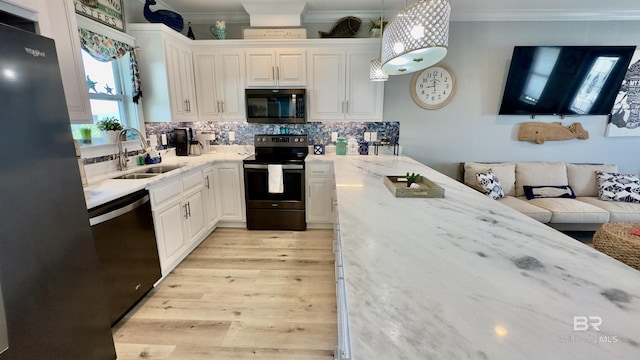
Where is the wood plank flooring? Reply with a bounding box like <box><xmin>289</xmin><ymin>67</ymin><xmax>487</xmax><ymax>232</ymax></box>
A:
<box><xmin>112</xmin><ymin>228</ymin><xmax>337</xmax><ymax>359</ymax></box>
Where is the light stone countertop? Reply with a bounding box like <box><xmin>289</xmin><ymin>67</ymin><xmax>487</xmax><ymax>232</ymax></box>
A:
<box><xmin>329</xmin><ymin>154</ymin><xmax>640</xmax><ymax>359</ymax></box>
<box><xmin>83</xmin><ymin>148</ymin><xmax>249</xmax><ymax>209</ymax></box>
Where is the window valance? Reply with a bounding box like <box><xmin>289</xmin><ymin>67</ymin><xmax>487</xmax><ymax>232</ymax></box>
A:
<box><xmin>78</xmin><ymin>27</ymin><xmax>142</xmax><ymax>103</ymax></box>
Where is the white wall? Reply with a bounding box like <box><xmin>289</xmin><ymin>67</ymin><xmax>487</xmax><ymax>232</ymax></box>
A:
<box><xmin>385</xmin><ymin>21</ymin><xmax>640</xmax><ymax>179</ymax></box>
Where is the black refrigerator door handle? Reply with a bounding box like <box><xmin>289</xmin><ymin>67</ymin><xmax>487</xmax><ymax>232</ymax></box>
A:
<box><xmin>0</xmin><ymin>283</ymin><xmax>8</xmax><ymax>354</ymax></box>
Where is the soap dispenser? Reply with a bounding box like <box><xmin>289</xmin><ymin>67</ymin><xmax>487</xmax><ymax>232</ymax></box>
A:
<box><xmin>336</xmin><ymin>136</ymin><xmax>347</xmax><ymax>155</ymax></box>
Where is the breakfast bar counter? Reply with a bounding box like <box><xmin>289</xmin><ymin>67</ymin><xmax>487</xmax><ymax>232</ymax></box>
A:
<box><xmin>330</xmin><ymin>154</ymin><xmax>640</xmax><ymax>359</ymax></box>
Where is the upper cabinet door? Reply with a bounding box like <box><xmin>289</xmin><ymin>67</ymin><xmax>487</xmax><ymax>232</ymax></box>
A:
<box><xmin>245</xmin><ymin>48</ymin><xmax>306</xmax><ymax>87</ymax></box>
<box><xmin>245</xmin><ymin>50</ymin><xmax>276</xmax><ymax>86</ymax></box>
<box><xmin>129</xmin><ymin>24</ymin><xmax>198</xmax><ymax>122</ymax></box>
<box><xmin>307</xmin><ymin>50</ymin><xmax>346</xmax><ymax>120</ymax></box>
<box><xmin>193</xmin><ymin>48</ymin><xmax>246</xmax><ymax>121</ymax></box>
<box><xmin>345</xmin><ymin>50</ymin><xmax>384</xmax><ymax>120</ymax></box>
<box><xmin>307</xmin><ymin>45</ymin><xmax>383</xmax><ymax>121</ymax></box>
<box><xmin>47</xmin><ymin>0</ymin><xmax>92</xmax><ymax>124</ymax></box>
<box><xmin>276</xmin><ymin>50</ymin><xmax>306</xmax><ymax>86</ymax></box>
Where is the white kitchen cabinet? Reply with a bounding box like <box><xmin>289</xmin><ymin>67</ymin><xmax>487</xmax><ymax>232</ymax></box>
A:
<box><xmin>193</xmin><ymin>48</ymin><xmax>246</xmax><ymax>121</ymax></box>
<box><xmin>213</xmin><ymin>162</ymin><xmax>246</xmax><ymax>224</ymax></box>
<box><xmin>202</xmin><ymin>165</ymin><xmax>219</xmax><ymax>229</ymax></box>
<box><xmin>149</xmin><ymin>168</ymin><xmax>208</xmax><ymax>276</ymax></box>
<box><xmin>306</xmin><ymin>161</ymin><xmax>335</xmax><ymax>227</ymax></box>
<box><xmin>46</xmin><ymin>0</ymin><xmax>92</xmax><ymax>124</ymax></box>
<box><xmin>128</xmin><ymin>24</ymin><xmax>197</xmax><ymax>122</ymax></box>
<box><xmin>307</xmin><ymin>47</ymin><xmax>383</xmax><ymax>121</ymax></box>
<box><xmin>246</xmin><ymin>49</ymin><xmax>306</xmax><ymax>87</ymax></box>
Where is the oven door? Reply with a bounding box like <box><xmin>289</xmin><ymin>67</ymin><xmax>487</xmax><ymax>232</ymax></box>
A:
<box><xmin>243</xmin><ymin>163</ymin><xmax>305</xmax><ymax>210</ymax></box>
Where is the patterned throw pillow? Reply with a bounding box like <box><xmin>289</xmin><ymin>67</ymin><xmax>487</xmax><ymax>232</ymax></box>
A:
<box><xmin>596</xmin><ymin>171</ymin><xmax>640</xmax><ymax>203</ymax></box>
<box><xmin>523</xmin><ymin>185</ymin><xmax>576</xmax><ymax>200</ymax></box>
<box><xmin>476</xmin><ymin>170</ymin><xmax>505</xmax><ymax>200</ymax></box>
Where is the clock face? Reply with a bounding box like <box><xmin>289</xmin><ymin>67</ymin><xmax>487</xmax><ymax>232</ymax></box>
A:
<box><xmin>411</xmin><ymin>65</ymin><xmax>456</xmax><ymax>110</ymax></box>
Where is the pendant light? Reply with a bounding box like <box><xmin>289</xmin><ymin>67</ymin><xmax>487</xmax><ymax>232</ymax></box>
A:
<box><xmin>381</xmin><ymin>0</ymin><xmax>451</xmax><ymax>75</ymax></box>
<box><xmin>370</xmin><ymin>0</ymin><xmax>389</xmax><ymax>81</ymax></box>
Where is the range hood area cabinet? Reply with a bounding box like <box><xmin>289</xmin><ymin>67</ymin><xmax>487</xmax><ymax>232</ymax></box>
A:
<box><xmin>128</xmin><ymin>24</ymin><xmax>198</xmax><ymax>122</ymax></box>
<box><xmin>245</xmin><ymin>48</ymin><xmax>306</xmax><ymax>87</ymax></box>
<box><xmin>192</xmin><ymin>47</ymin><xmax>246</xmax><ymax>121</ymax></box>
<box><xmin>307</xmin><ymin>46</ymin><xmax>384</xmax><ymax>121</ymax></box>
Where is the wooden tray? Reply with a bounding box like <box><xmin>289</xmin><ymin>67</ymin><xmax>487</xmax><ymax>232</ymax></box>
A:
<box><xmin>383</xmin><ymin>176</ymin><xmax>445</xmax><ymax>198</ymax></box>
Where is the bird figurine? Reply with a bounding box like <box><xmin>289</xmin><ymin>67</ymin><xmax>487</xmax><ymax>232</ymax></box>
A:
<box><xmin>104</xmin><ymin>84</ymin><xmax>113</xmax><ymax>95</ymax></box>
<box><xmin>143</xmin><ymin>0</ymin><xmax>184</xmax><ymax>32</ymax></box>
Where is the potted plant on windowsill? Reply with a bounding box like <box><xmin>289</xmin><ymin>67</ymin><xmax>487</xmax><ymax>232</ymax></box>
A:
<box><xmin>96</xmin><ymin>117</ymin><xmax>124</xmax><ymax>143</ymax></box>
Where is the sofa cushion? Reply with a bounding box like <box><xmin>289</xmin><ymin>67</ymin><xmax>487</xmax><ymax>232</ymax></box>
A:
<box><xmin>596</xmin><ymin>171</ymin><xmax>640</xmax><ymax>203</ymax></box>
<box><xmin>527</xmin><ymin>197</ymin><xmax>610</xmax><ymax>224</ymax></box>
<box><xmin>476</xmin><ymin>170</ymin><xmax>505</xmax><ymax>200</ymax></box>
<box><xmin>515</xmin><ymin>162</ymin><xmax>568</xmax><ymax>197</ymax></box>
<box><xmin>523</xmin><ymin>185</ymin><xmax>576</xmax><ymax>199</ymax></box>
<box><xmin>498</xmin><ymin>196</ymin><xmax>552</xmax><ymax>223</ymax></box>
<box><xmin>566</xmin><ymin>164</ymin><xmax>618</xmax><ymax>197</ymax></box>
<box><xmin>576</xmin><ymin>197</ymin><xmax>640</xmax><ymax>223</ymax></box>
<box><xmin>464</xmin><ymin>162</ymin><xmax>516</xmax><ymax>196</ymax></box>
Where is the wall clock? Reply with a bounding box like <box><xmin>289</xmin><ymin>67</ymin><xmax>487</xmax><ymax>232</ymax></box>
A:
<box><xmin>410</xmin><ymin>64</ymin><xmax>456</xmax><ymax>110</ymax></box>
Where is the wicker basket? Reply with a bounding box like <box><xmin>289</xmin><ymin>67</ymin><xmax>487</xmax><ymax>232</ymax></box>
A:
<box><xmin>593</xmin><ymin>223</ymin><xmax>640</xmax><ymax>270</ymax></box>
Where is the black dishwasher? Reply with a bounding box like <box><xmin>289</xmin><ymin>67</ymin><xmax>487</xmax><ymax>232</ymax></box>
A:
<box><xmin>89</xmin><ymin>189</ymin><xmax>161</xmax><ymax>325</ymax></box>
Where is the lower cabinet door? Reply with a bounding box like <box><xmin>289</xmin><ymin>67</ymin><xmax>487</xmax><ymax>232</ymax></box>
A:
<box><xmin>185</xmin><ymin>188</ymin><xmax>207</xmax><ymax>244</ymax></box>
<box><xmin>153</xmin><ymin>201</ymin><xmax>187</xmax><ymax>275</ymax></box>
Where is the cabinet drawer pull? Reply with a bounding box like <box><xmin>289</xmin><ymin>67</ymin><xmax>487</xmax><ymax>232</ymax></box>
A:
<box><xmin>272</xmin><ymin>66</ymin><xmax>275</xmax><ymax>81</ymax></box>
<box><xmin>183</xmin><ymin>204</ymin><xmax>189</xmax><ymax>218</ymax></box>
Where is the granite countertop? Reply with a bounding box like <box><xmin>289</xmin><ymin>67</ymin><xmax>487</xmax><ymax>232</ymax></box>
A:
<box><xmin>330</xmin><ymin>154</ymin><xmax>640</xmax><ymax>359</ymax></box>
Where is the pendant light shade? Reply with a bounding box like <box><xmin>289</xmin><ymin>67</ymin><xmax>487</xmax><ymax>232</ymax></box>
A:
<box><xmin>370</xmin><ymin>59</ymin><xmax>389</xmax><ymax>81</ymax></box>
<box><xmin>381</xmin><ymin>0</ymin><xmax>451</xmax><ymax>75</ymax></box>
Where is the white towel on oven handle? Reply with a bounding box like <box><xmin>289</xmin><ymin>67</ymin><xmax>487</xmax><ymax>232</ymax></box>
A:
<box><xmin>268</xmin><ymin>164</ymin><xmax>284</xmax><ymax>193</ymax></box>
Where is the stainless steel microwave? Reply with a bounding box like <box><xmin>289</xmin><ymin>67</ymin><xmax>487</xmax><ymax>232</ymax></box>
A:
<box><xmin>245</xmin><ymin>89</ymin><xmax>306</xmax><ymax>124</ymax></box>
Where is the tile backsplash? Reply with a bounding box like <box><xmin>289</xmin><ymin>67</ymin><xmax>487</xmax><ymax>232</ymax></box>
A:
<box><xmin>145</xmin><ymin>121</ymin><xmax>400</xmax><ymax>147</ymax></box>
<box><xmin>81</xmin><ymin>121</ymin><xmax>400</xmax><ymax>165</ymax></box>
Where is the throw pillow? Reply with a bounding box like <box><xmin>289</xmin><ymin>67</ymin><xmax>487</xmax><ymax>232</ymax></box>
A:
<box><xmin>476</xmin><ymin>170</ymin><xmax>505</xmax><ymax>200</ymax></box>
<box><xmin>596</xmin><ymin>171</ymin><xmax>640</xmax><ymax>203</ymax></box>
<box><xmin>523</xmin><ymin>185</ymin><xmax>576</xmax><ymax>200</ymax></box>
<box><xmin>464</xmin><ymin>162</ymin><xmax>516</xmax><ymax>196</ymax></box>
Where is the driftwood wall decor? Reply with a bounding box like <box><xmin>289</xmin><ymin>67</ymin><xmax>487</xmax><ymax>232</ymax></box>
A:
<box><xmin>517</xmin><ymin>122</ymin><xmax>589</xmax><ymax>144</ymax></box>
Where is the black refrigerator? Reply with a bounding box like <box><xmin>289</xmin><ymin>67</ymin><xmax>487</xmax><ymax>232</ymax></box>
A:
<box><xmin>0</xmin><ymin>23</ymin><xmax>116</xmax><ymax>359</ymax></box>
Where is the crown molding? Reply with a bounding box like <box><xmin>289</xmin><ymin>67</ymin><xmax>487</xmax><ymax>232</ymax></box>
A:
<box><xmin>451</xmin><ymin>9</ymin><xmax>640</xmax><ymax>22</ymax></box>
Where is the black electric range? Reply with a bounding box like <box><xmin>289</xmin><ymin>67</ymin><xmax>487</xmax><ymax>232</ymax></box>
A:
<box><xmin>243</xmin><ymin>135</ymin><xmax>309</xmax><ymax>230</ymax></box>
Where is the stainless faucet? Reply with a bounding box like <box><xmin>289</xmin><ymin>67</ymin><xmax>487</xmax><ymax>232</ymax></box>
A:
<box><xmin>117</xmin><ymin>128</ymin><xmax>149</xmax><ymax>171</ymax></box>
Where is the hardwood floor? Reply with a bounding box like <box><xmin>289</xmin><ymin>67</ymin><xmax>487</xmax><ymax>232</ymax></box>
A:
<box><xmin>112</xmin><ymin>228</ymin><xmax>337</xmax><ymax>359</ymax></box>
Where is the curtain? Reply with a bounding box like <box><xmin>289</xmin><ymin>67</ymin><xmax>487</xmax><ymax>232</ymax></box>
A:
<box><xmin>78</xmin><ymin>27</ymin><xmax>142</xmax><ymax>103</ymax></box>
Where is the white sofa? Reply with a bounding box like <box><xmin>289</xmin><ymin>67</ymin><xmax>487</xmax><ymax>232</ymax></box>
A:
<box><xmin>461</xmin><ymin>162</ymin><xmax>640</xmax><ymax>231</ymax></box>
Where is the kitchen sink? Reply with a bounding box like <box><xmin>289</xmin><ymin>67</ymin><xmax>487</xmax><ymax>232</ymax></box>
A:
<box><xmin>112</xmin><ymin>165</ymin><xmax>184</xmax><ymax>180</ymax></box>
<box><xmin>112</xmin><ymin>173</ymin><xmax>159</xmax><ymax>180</ymax></box>
<box><xmin>135</xmin><ymin>165</ymin><xmax>184</xmax><ymax>174</ymax></box>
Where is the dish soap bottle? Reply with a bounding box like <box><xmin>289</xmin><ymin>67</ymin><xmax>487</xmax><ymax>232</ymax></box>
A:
<box><xmin>336</xmin><ymin>136</ymin><xmax>347</xmax><ymax>155</ymax></box>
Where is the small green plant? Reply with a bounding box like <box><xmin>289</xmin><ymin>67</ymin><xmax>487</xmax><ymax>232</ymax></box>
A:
<box><xmin>368</xmin><ymin>18</ymin><xmax>387</xmax><ymax>30</ymax></box>
<box><xmin>406</xmin><ymin>172</ymin><xmax>421</xmax><ymax>183</ymax></box>
<box><xmin>96</xmin><ymin>116</ymin><xmax>123</xmax><ymax>132</ymax></box>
